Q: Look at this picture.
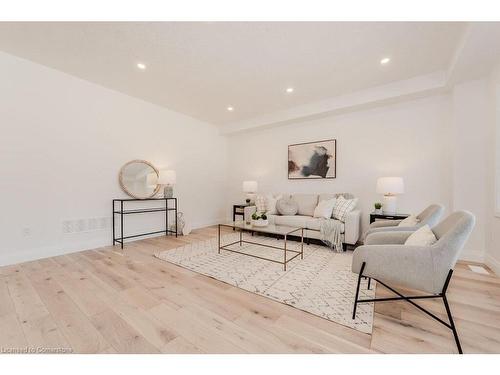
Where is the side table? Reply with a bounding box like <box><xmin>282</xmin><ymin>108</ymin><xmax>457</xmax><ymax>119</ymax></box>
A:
<box><xmin>369</xmin><ymin>211</ymin><xmax>409</xmax><ymax>224</ymax></box>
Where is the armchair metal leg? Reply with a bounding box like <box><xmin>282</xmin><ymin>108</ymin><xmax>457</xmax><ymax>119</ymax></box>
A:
<box><xmin>353</xmin><ymin>265</ymin><xmax>463</xmax><ymax>354</ymax></box>
<box><xmin>441</xmin><ymin>270</ymin><xmax>463</xmax><ymax>354</ymax></box>
<box><xmin>352</xmin><ymin>262</ymin><xmax>366</xmax><ymax>319</ymax></box>
<box><xmin>443</xmin><ymin>294</ymin><xmax>463</xmax><ymax>354</ymax></box>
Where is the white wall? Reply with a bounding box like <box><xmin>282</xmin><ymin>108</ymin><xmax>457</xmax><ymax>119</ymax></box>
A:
<box><xmin>227</xmin><ymin>95</ymin><xmax>453</xmax><ymax>236</ymax></box>
<box><xmin>485</xmin><ymin>65</ymin><xmax>500</xmax><ymax>274</ymax></box>
<box><xmin>450</xmin><ymin>79</ymin><xmax>490</xmax><ymax>261</ymax></box>
<box><xmin>0</xmin><ymin>51</ymin><xmax>227</xmax><ymax>266</ymax></box>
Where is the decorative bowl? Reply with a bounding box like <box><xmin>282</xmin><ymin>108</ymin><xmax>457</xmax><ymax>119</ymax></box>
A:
<box><xmin>252</xmin><ymin>219</ymin><xmax>269</xmax><ymax>227</ymax></box>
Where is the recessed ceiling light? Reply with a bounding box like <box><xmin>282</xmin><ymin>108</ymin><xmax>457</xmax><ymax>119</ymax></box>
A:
<box><xmin>380</xmin><ymin>57</ymin><xmax>390</xmax><ymax>65</ymax></box>
<box><xmin>136</xmin><ymin>63</ymin><xmax>146</xmax><ymax>70</ymax></box>
<box><xmin>227</xmin><ymin>106</ymin><xmax>234</xmax><ymax>111</ymax></box>
<box><xmin>286</xmin><ymin>87</ymin><xmax>294</xmax><ymax>93</ymax></box>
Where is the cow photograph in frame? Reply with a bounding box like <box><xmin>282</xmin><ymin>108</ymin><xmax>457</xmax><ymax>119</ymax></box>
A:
<box><xmin>288</xmin><ymin>139</ymin><xmax>336</xmax><ymax>179</ymax></box>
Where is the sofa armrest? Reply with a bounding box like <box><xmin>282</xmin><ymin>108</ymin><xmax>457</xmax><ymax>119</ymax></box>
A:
<box><xmin>344</xmin><ymin>209</ymin><xmax>361</xmax><ymax>245</ymax></box>
<box><xmin>243</xmin><ymin>205</ymin><xmax>257</xmax><ymax>223</ymax></box>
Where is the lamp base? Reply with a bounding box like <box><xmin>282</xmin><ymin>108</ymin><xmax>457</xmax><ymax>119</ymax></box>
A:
<box><xmin>163</xmin><ymin>185</ymin><xmax>173</xmax><ymax>198</ymax></box>
<box><xmin>245</xmin><ymin>193</ymin><xmax>256</xmax><ymax>204</ymax></box>
<box><xmin>383</xmin><ymin>195</ymin><xmax>397</xmax><ymax>214</ymax></box>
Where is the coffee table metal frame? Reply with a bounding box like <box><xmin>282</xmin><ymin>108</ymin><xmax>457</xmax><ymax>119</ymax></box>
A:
<box><xmin>217</xmin><ymin>222</ymin><xmax>304</xmax><ymax>271</ymax></box>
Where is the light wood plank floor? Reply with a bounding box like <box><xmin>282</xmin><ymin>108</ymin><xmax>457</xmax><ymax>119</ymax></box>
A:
<box><xmin>1</xmin><ymin>226</ymin><xmax>499</xmax><ymax>354</ymax></box>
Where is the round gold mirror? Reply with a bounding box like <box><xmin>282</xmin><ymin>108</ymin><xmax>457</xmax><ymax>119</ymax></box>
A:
<box><xmin>119</xmin><ymin>160</ymin><xmax>160</xmax><ymax>199</ymax></box>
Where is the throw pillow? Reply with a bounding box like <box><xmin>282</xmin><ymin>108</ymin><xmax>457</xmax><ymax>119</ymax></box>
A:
<box><xmin>313</xmin><ymin>198</ymin><xmax>337</xmax><ymax>219</ymax></box>
<box><xmin>276</xmin><ymin>198</ymin><xmax>299</xmax><ymax>216</ymax></box>
<box><xmin>404</xmin><ymin>225</ymin><xmax>437</xmax><ymax>246</ymax></box>
<box><xmin>332</xmin><ymin>196</ymin><xmax>358</xmax><ymax>221</ymax></box>
<box><xmin>398</xmin><ymin>215</ymin><xmax>420</xmax><ymax>227</ymax></box>
<box><xmin>255</xmin><ymin>195</ymin><xmax>266</xmax><ymax>213</ymax></box>
<box><xmin>291</xmin><ymin>194</ymin><xmax>319</xmax><ymax>216</ymax></box>
<box><xmin>265</xmin><ymin>194</ymin><xmax>282</xmax><ymax>215</ymax></box>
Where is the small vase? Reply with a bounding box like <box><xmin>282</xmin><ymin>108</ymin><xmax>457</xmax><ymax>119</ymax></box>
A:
<box><xmin>164</xmin><ymin>185</ymin><xmax>173</xmax><ymax>198</ymax></box>
<box><xmin>169</xmin><ymin>212</ymin><xmax>185</xmax><ymax>235</ymax></box>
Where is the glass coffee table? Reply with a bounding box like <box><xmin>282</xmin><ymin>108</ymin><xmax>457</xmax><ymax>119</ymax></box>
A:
<box><xmin>217</xmin><ymin>221</ymin><xmax>304</xmax><ymax>271</ymax></box>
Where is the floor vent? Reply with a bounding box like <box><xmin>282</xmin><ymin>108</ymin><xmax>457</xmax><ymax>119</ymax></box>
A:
<box><xmin>468</xmin><ymin>265</ymin><xmax>490</xmax><ymax>275</ymax></box>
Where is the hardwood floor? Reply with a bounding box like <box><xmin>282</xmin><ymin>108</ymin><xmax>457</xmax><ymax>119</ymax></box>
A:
<box><xmin>1</xmin><ymin>225</ymin><xmax>499</xmax><ymax>353</ymax></box>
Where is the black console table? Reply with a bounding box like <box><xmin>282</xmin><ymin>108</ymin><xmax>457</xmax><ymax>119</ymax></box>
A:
<box><xmin>113</xmin><ymin>198</ymin><xmax>177</xmax><ymax>249</ymax></box>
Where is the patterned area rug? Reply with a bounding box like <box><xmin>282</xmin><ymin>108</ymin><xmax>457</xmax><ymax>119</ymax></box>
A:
<box><xmin>155</xmin><ymin>232</ymin><xmax>375</xmax><ymax>333</ymax></box>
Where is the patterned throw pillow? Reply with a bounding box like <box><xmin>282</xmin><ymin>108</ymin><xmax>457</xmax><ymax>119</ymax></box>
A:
<box><xmin>255</xmin><ymin>195</ymin><xmax>267</xmax><ymax>213</ymax></box>
<box><xmin>332</xmin><ymin>196</ymin><xmax>357</xmax><ymax>222</ymax></box>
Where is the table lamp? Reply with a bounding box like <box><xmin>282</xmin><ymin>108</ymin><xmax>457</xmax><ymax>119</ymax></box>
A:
<box><xmin>158</xmin><ymin>170</ymin><xmax>176</xmax><ymax>198</ymax></box>
<box><xmin>376</xmin><ymin>177</ymin><xmax>404</xmax><ymax>214</ymax></box>
<box><xmin>242</xmin><ymin>180</ymin><xmax>258</xmax><ymax>204</ymax></box>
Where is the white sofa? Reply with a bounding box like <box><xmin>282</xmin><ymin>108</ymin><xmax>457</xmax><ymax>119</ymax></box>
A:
<box><xmin>243</xmin><ymin>193</ymin><xmax>361</xmax><ymax>246</ymax></box>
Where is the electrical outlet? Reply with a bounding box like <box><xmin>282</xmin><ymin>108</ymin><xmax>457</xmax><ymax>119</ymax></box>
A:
<box><xmin>76</xmin><ymin>219</ymin><xmax>86</xmax><ymax>232</ymax></box>
<box><xmin>22</xmin><ymin>227</ymin><xmax>31</xmax><ymax>237</ymax></box>
<box><xmin>88</xmin><ymin>218</ymin><xmax>98</xmax><ymax>231</ymax></box>
<box><xmin>62</xmin><ymin>216</ymin><xmax>112</xmax><ymax>234</ymax></box>
<box><xmin>62</xmin><ymin>220</ymin><xmax>73</xmax><ymax>234</ymax></box>
<box><xmin>99</xmin><ymin>217</ymin><xmax>107</xmax><ymax>230</ymax></box>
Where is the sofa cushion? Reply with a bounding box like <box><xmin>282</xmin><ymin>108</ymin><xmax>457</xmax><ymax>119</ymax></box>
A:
<box><xmin>305</xmin><ymin>217</ymin><xmax>344</xmax><ymax>232</ymax></box>
<box><xmin>274</xmin><ymin>215</ymin><xmax>345</xmax><ymax>234</ymax></box>
<box><xmin>266</xmin><ymin>214</ymin><xmax>277</xmax><ymax>225</ymax></box>
<box><xmin>274</xmin><ymin>215</ymin><xmax>309</xmax><ymax>228</ymax></box>
<box><xmin>276</xmin><ymin>198</ymin><xmax>299</xmax><ymax>215</ymax></box>
<box><xmin>291</xmin><ymin>194</ymin><xmax>318</xmax><ymax>216</ymax></box>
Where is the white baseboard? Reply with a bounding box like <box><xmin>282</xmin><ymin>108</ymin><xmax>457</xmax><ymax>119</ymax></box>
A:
<box><xmin>486</xmin><ymin>254</ymin><xmax>500</xmax><ymax>275</ymax></box>
<box><xmin>458</xmin><ymin>248</ymin><xmax>485</xmax><ymax>263</ymax></box>
<box><xmin>190</xmin><ymin>217</ymin><xmax>228</xmax><ymax>230</ymax></box>
<box><xmin>0</xmin><ymin>237</ymin><xmax>110</xmax><ymax>267</ymax></box>
<box><xmin>0</xmin><ymin>217</ymin><xmax>229</xmax><ymax>267</ymax></box>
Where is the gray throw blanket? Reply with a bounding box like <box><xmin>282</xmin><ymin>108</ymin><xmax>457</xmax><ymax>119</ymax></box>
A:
<box><xmin>320</xmin><ymin>219</ymin><xmax>343</xmax><ymax>252</ymax></box>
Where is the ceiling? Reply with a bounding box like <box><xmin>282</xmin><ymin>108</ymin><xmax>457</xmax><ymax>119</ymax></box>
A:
<box><xmin>0</xmin><ymin>22</ymin><xmax>466</xmax><ymax>125</ymax></box>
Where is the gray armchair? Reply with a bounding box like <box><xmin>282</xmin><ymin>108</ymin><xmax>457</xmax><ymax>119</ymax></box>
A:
<box><xmin>363</xmin><ymin>204</ymin><xmax>445</xmax><ymax>240</ymax></box>
<box><xmin>352</xmin><ymin>210</ymin><xmax>475</xmax><ymax>354</ymax></box>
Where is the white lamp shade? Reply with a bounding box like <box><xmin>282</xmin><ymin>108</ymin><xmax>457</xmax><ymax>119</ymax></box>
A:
<box><xmin>158</xmin><ymin>170</ymin><xmax>176</xmax><ymax>185</ymax></box>
<box><xmin>242</xmin><ymin>180</ymin><xmax>258</xmax><ymax>193</ymax></box>
<box><xmin>376</xmin><ymin>177</ymin><xmax>404</xmax><ymax>195</ymax></box>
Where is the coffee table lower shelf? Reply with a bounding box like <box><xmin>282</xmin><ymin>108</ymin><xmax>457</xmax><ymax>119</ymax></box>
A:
<box><xmin>217</xmin><ymin>223</ymin><xmax>304</xmax><ymax>271</ymax></box>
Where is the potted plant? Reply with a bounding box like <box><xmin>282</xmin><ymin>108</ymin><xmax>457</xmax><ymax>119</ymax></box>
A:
<box><xmin>374</xmin><ymin>202</ymin><xmax>383</xmax><ymax>214</ymax></box>
<box><xmin>251</xmin><ymin>211</ymin><xmax>269</xmax><ymax>227</ymax></box>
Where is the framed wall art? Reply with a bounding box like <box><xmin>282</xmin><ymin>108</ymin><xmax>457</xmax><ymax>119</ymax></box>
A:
<box><xmin>288</xmin><ymin>139</ymin><xmax>336</xmax><ymax>179</ymax></box>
